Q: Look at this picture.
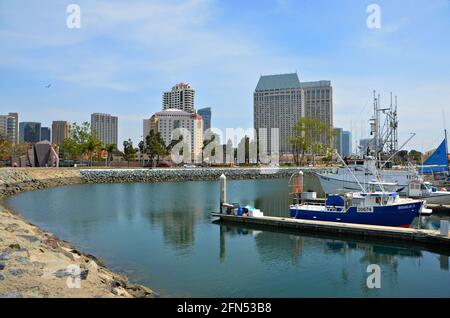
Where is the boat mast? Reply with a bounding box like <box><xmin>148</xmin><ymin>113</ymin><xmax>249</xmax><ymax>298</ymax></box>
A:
<box><xmin>445</xmin><ymin>128</ymin><xmax>449</xmax><ymax>174</ymax></box>
<box><xmin>369</xmin><ymin>90</ymin><xmax>379</xmax><ymax>156</ymax></box>
<box><xmin>444</xmin><ymin>110</ymin><xmax>449</xmax><ymax>174</ymax></box>
<box><xmin>369</xmin><ymin>90</ymin><xmax>400</xmax><ymax>164</ymax></box>
<box><xmin>394</xmin><ymin>95</ymin><xmax>399</xmax><ymax>153</ymax></box>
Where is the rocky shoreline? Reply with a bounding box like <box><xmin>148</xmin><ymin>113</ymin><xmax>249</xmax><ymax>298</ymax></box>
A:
<box><xmin>80</xmin><ymin>167</ymin><xmax>302</xmax><ymax>184</ymax></box>
<box><xmin>0</xmin><ymin>168</ymin><xmax>159</xmax><ymax>298</ymax></box>
<box><xmin>0</xmin><ymin>166</ymin><xmax>302</xmax><ymax>298</ymax></box>
<box><xmin>0</xmin><ymin>205</ymin><xmax>155</xmax><ymax>298</ymax></box>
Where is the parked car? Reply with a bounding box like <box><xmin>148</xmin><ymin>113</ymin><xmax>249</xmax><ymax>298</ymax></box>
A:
<box><xmin>156</xmin><ymin>161</ymin><xmax>174</xmax><ymax>168</ymax></box>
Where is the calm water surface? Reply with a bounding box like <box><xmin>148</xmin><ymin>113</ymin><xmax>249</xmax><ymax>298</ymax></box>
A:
<box><xmin>5</xmin><ymin>178</ymin><xmax>450</xmax><ymax>297</ymax></box>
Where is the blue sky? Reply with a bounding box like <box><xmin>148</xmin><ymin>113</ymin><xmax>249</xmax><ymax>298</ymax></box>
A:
<box><xmin>1</xmin><ymin>0</ymin><xmax>449</xmax><ymax>152</ymax></box>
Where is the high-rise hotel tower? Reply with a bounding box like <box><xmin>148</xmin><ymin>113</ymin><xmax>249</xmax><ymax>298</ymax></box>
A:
<box><xmin>254</xmin><ymin>73</ymin><xmax>305</xmax><ymax>154</ymax></box>
<box><xmin>163</xmin><ymin>83</ymin><xmax>195</xmax><ymax>113</ymax></box>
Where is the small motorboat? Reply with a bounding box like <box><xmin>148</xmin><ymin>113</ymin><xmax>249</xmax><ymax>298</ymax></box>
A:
<box><xmin>408</xmin><ymin>180</ymin><xmax>450</xmax><ymax>205</ymax></box>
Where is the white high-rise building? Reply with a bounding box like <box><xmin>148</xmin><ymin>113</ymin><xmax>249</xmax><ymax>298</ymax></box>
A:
<box><xmin>163</xmin><ymin>83</ymin><xmax>195</xmax><ymax>113</ymax></box>
<box><xmin>151</xmin><ymin>109</ymin><xmax>203</xmax><ymax>162</ymax></box>
<box><xmin>8</xmin><ymin>112</ymin><xmax>18</xmax><ymax>145</ymax></box>
<box><xmin>0</xmin><ymin>114</ymin><xmax>17</xmax><ymax>145</ymax></box>
<box><xmin>254</xmin><ymin>73</ymin><xmax>305</xmax><ymax>154</ymax></box>
<box><xmin>91</xmin><ymin>113</ymin><xmax>118</xmax><ymax>146</ymax></box>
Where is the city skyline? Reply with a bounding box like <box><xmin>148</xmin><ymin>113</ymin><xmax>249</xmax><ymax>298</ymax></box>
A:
<box><xmin>1</xmin><ymin>0</ymin><xmax>450</xmax><ymax>152</ymax></box>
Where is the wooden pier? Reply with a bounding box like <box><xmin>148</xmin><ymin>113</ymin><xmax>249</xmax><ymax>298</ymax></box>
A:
<box><xmin>427</xmin><ymin>204</ymin><xmax>450</xmax><ymax>212</ymax></box>
<box><xmin>210</xmin><ymin>212</ymin><xmax>450</xmax><ymax>249</ymax></box>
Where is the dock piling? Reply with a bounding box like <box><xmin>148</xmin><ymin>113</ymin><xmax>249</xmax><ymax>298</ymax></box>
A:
<box><xmin>220</xmin><ymin>174</ymin><xmax>227</xmax><ymax>213</ymax></box>
<box><xmin>440</xmin><ymin>220</ymin><xmax>449</xmax><ymax>236</ymax></box>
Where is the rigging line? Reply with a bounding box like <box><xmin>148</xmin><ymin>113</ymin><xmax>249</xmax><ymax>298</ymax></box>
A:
<box><xmin>335</xmin><ymin>150</ymin><xmax>366</xmax><ymax>192</ymax></box>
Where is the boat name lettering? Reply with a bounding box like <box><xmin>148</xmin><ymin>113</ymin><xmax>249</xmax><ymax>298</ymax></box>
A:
<box><xmin>357</xmin><ymin>207</ymin><xmax>373</xmax><ymax>213</ymax></box>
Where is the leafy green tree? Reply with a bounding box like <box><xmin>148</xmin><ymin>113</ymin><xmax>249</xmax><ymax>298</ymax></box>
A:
<box><xmin>289</xmin><ymin>117</ymin><xmax>335</xmax><ymax>166</ymax></box>
<box><xmin>60</xmin><ymin>137</ymin><xmax>79</xmax><ymax>160</ymax></box>
<box><xmin>138</xmin><ymin>140</ymin><xmax>145</xmax><ymax>166</ymax></box>
<box><xmin>0</xmin><ymin>133</ymin><xmax>12</xmax><ymax>160</ymax></box>
<box><xmin>13</xmin><ymin>143</ymin><xmax>29</xmax><ymax>157</ymax></box>
<box><xmin>144</xmin><ymin>130</ymin><xmax>167</xmax><ymax>167</ymax></box>
<box><xmin>408</xmin><ymin>150</ymin><xmax>423</xmax><ymax>164</ymax></box>
<box><xmin>123</xmin><ymin>139</ymin><xmax>137</xmax><ymax>167</ymax></box>
<box><xmin>156</xmin><ymin>132</ymin><xmax>167</xmax><ymax>162</ymax></box>
<box><xmin>60</xmin><ymin>122</ymin><xmax>102</xmax><ymax>165</ymax></box>
<box><xmin>396</xmin><ymin>150</ymin><xmax>409</xmax><ymax>164</ymax></box>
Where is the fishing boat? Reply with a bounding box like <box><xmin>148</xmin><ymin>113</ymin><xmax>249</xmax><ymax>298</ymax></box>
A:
<box><xmin>319</xmin><ymin>92</ymin><xmax>448</xmax><ymax>198</ymax></box>
<box><xmin>289</xmin><ymin>191</ymin><xmax>425</xmax><ymax>228</ymax></box>
<box><xmin>290</xmin><ymin>153</ymin><xmax>431</xmax><ymax>228</ymax></box>
<box><xmin>317</xmin><ymin>92</ymin><xmax>413</xmax><ymax>195</ymax></box>
<box><xmin>318</xmin><ymin>135</ymin><xmax>450</xmax><ymax>204</ymax></box>
<box><xmin>316</xmin><ymin>156</ymin><xmax>411</xmax><ymax>195</ymax></box>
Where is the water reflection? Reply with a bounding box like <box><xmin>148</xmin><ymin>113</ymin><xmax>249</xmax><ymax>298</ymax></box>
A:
<box><xmin>147</xmin><ymin>209</ymin><xmax>198</xmax><ymax>254</ymax></box>
<box><xmin>216</xmin><ymin>221</ymin><xmax>450</xmax><ymax>294</ymax></box>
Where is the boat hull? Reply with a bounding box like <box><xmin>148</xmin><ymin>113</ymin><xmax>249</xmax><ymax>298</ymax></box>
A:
<box><xmin>413</xmin><ymin>192</ymin><xmax>450</xmax><ymax>205</ymax></box>
<box><xmin>290</xmin><ymin>201</ymin><xmax>423</xmax><ymax>228</ymax></box>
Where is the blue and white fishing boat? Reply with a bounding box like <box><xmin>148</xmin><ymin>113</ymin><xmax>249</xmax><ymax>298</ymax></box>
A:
<box><xmin>290</xmin><ymin>191</ymin><xmax>425</xmax><ymax>228</ymax></box>
<box><xmin>289</xmin><ymin>152</ymin><xmax>430</xmax><ymax>228</ymax></box>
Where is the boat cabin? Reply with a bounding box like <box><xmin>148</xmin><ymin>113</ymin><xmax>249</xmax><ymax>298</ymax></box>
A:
<box><xmin>408</xmin><ymin>179</ymin><xmax>436</xmax><ymax>197</ymax></box>
<box><xmin>325</xmin><ymin>191</ymin><xmax>400</xmax><ymax>212</ymax></box>
<box><xmin>367</xmin><ymin>180</ymin><xmax>398</xmax><ymax>193</ymax></box>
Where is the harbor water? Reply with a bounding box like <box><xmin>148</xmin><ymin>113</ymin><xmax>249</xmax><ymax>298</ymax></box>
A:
<box><xmin>5</xmin><ymin>177</ymin><xmax>450</xmax><ymax>297</ymax></box>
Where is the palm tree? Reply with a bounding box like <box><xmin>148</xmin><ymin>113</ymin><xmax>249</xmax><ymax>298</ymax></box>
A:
<box><xmin>105</xmin><ymin>144</ymin><xmax>116</xmax><ymax>167</ymax></box>
<box><xmin>84</xmin><ymin>136</ymin><xmax>102</xmax><ymax>166</ymax></box>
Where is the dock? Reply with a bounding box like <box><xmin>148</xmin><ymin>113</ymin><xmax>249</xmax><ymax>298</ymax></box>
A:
<box><xmin>210</xmin><ymin>212</ymin><xmax>450</xmax><ymax>249</ymax></box>
<box><xmin>213</xmin><ymin>173</ymin><xmax>450</xmax><ymax>250</ymax></box>
<box><xmin>427</xmin><ymin>204</ymin><xmax>450</xmax><ymax>212</ymax></box>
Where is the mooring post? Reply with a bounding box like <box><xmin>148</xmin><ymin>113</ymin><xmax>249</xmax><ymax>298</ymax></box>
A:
<box><xmin>440</xmin><ymin>220</ymin><xmax>449</xmax><ymax>236</ymax></box>
<box><xmin>292</xmin><ymin>170</ymin><xmax>303</xmax><ymax>204</ymax></box>
<box><xmin>220</xmin><ymin>174</ymin><xmax>227</xmax><ymax>213</ymax></box>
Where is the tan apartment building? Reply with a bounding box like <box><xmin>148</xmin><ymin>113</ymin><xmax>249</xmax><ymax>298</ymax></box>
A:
<box><xmin>52</xmin><ymin>121</ymin><xmax>70</xmax><ymax>146</ymax></box>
